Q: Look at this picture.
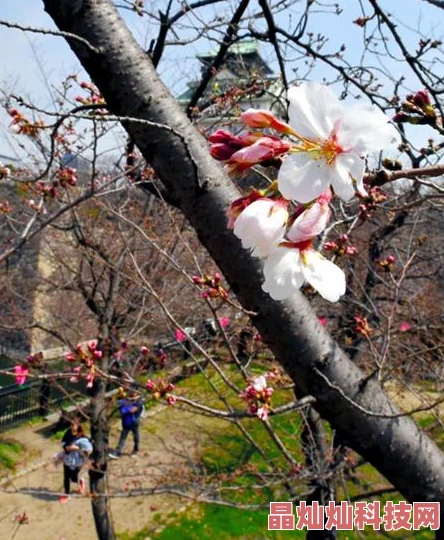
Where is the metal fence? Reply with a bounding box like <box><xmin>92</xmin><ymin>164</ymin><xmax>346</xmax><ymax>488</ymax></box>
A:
<box><xmin>0</xmin><ymin>378</ymin><xmax>88</xmax><ymax>432</ymax></box>
<box><xmin>0</xmin><ymin>324</ymin><xmax>232</xmax><ymax>432</ymax></box>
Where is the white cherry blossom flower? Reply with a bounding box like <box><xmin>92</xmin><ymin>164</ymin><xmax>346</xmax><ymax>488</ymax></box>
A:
<box><xmin>233</xmin><ymin>198</ymin><xmax>288</xmax><ymax>257</ymax></box>
<box><xmin>278</xmin><ymin>82</ymin><xmax>399</xmax><ymax>203</ymax></box>
<box><xmin>262</xmin><ymin>246</ymin><xmax>346</xmax><ymax>302</ymax></box>
<box><xmin>252</xmin><ymin>375</ymin><xmax>267</xmax><ymax>392</ymax></box>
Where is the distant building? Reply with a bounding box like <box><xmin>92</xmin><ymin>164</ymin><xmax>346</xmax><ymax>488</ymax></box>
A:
<box><xmin>61</xmin><ymin>153</ymin><xmax>91</xmax><ymax>175</ymax></box>
<box><xmin>177</xmin><ymin>40</ymin><xmax>285</xmax><ymax>131</ymax></box>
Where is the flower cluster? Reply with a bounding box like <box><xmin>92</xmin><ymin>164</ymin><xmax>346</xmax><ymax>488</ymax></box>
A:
<box><xmin>8</xmin><ymin>108</ymin><xmax>45</xmax><ymax>137</ymax></box>
<box><xmin>231</xmin><ymin>186</ymin><xmax>346</xmax><ymax>302</ymax></box>
<box><xmin>324</xmin><ymin>234</ymin><xmax>358</xmax><ymax>257</ymax></box>
<box><xmin>354</xmin><ymin>316</ymin><xmax>373</xmax><ymax>338</ymax></box>
<box><xmin>33</xmin><ymin>167</ymin><xmax>79</xmax><ymax>202</ymax></box>
<box><xmin>240</xmin><ymin>375</ymin><xmax>274</xmax><ymax>421</ymax></box>
<box><xmin>378</xmin><ymin>255</ymin><xmax>395</xmax><ymax>272</ymax></box>
<box><xmin>209</xmin><ymin>129</ymin><xmax>290</xmax><ymax>173</ymax></box>
<box><xmin>13</xmin><ymin>351</ymin><xmax>46</xmax><ymax>385</ymax></box>
<box><xmin>192</xmin><ymin>272</ymin><xmax>228</xmax><ymax>299</ymax></box>
<box><xmin>210</xmin><ymin>83</ymin><xmax>398</xmax><ymax>303</ymax></box>
<box><xmin>64</xmin><ymin>340</ymin><xmax>103</xmax><ymax>387</ymax></box>
<box><xmin>55</xmin><ymin>167</ymin><xmax>78</xmax><ymax>188</ymax></box>
<box><xmin>358</xmin><ymin>186</ymin><xmax>388</xmax><ymax>219</ymax></box>
<box><xmin>145</xmin><ymin>379</ymin><xmax>176</xmax><ymax>404</ymax></box>
<box><xmin>393</xmin><ymin>89</ymin><xmax>436</xmax><ymax>125</ymax></box>
<box><xmin>75</xmin><ymin>81</ymin><xmax>106</xmax><ymax>106</ymax></box>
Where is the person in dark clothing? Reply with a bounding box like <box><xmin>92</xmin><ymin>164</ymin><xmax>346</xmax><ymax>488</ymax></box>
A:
<box><xmin>109</xmin><ymin>389</ymin><xmax>144</xmax><ymax>458</ymax></box>
<box><xmin>60</xmin><ymin>420</ymin><xmax>84</xmax><ymax>503</ymax></box>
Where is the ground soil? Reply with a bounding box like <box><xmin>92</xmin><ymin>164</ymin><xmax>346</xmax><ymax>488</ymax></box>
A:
<box><xmin>0</xmin><ymin>405</ymin><xmax>217</xmax><ymax>540</ymax></box>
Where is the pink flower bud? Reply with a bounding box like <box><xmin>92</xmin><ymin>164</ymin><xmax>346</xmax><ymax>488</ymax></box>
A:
<box><xmin>236</xmin><ymin>131</ymin><xmax>264</xmax><ymax>146</ymax></box>
<box><xmin>399</xmin><ymin>321</ymin><xmax>411</xmax><ymax>332</ymax></box>
<box><xmin>210</xmin><ymin>143</ymin><xmax>238</xmax><ymax>161</ymax></box>
<box><xmin>318</xmin><ymin>317</ymin><xmax>327</xmax><ymax>326</ymax></box>
<box><xmin>167</xmin><ymin>395</ymin><xmax>177</xmax><ymax>405</ymax></box>
<box><xmin>146</xmin><ymin>379</ymin><xmax>155</xmax><ymax>391</ymax></box>
<box><xmin>227</xmin><ymin>137</ymin><xmax>291</xmax><ymax>173</ymax></box>
<box><xmin>140</xmin><ymin>346</ymin><xmax>149</xmax><ymax>355</ymax></box>
<box><xmin>64</xmin><ymin>351</ymin><xmax>77</xmax><ymax>363</ymax></box>
<box><xmin>264</xmin><ymin>387</ymin><xmax>274</xmax><ymax>398</ymax></box>
<box><xmin>87</xmin><ymin>340</ymin><xmax>98</xmax><ymax>352</ymax></box>
<box><xmin>256</xmin><ymin>406</ymin><xmax>269</xmax><ymax>421</ymax></box>
<box><xmin>240</xmin><ymin>109</ymin><xmax>295</xmax><ymax>134</ymax></box>
<box><xmin>14</xmin><ymin>365</ymin><xmax>29</xmax><ymax>385</ymax></box>
<box><xmin>86</xmin><ymin>372</ymin><xmax>94</xmax><ymax>388</ymax></box>
<box><xmin>412</xmin><ymin>90</ymin><xmax>431</xmax><ymax>108</ymax></box>
<box><xmin>93</xmin><ymin>350</ymin><xmax>103</xmax><ymax>359</ymax></box>
<box><xmin>208</xmin><ymin>129</ymin><xmax>241</xmax><ymax>145</ymax></box>
<box><xmin>219</xmin><ymin>317</ymin><xmax>230</xmax><ymax>328</ymax></box>
<box><xmin>393</xmin><ymin>112</ymin><xmax>409</xmax><ymax>123</ymax></box>
<box><xmin>175</xmin><ymin>329</ymin><xmax>186</xmax><ymax>343</ymax></box>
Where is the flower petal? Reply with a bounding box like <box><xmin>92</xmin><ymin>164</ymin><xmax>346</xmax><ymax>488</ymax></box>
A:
<box><xmin>329</xmin><ymin>154</ymin><xmax>364</xmax><ymax>201</ymax></box>
<box><xmin>252</xmin><ymin>375</ymin><xmax>267</xmax><ymax>392</ymax></box>
<box><xmin>288</xmin><ymin>83</ymin><xmax>343</xmax><ymax>141</ymax></box>
<box><xmin>234</xmin><ymin>199</ymin><xmax>287</xmax><ymax>257</ymax></box>
<box><xmin>262</xmin><ymin>248</ymin><xmax>304</xmax><ymax>300</ymax></box>
<box><xmin>301</xmin><ymin>250</ymin><xmax>346</xmax><ymax>302</ymax></box>
<box><xmin>339</xmin><ymin>105</ymin><xmax>400</xmax><ymax>153</ymax></box>
<box><xmin>278</xmin><ymin>153</ymin><xmax>330</xmax><ymax>203</ymax></box>
<box><xmin>287</xmin><ymin>201</ymin><xmax>331</xmax><ymax>243</ymax></box>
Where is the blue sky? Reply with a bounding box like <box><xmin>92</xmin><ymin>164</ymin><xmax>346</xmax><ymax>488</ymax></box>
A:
<box><xmin>0</xmin><ymin>0</ymin><xmax>442</xmax><ymax>161</ymax></box>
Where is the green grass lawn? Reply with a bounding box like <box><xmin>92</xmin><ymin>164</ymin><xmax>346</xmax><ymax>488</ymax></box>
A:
<box><xmin>0</xmin><ymin>438</ymin><xmax>25</xmax><ymax>472</ymax></box>
<box><xmin>120</xmin><ymin>363</ymin><xmax>441</xmax><ymax>539</ymax></box>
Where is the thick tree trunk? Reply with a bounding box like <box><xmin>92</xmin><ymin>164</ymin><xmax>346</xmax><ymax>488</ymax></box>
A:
<box><xmin>89</xmin><ymin>373</ymin><xmax>115</xmax><ymax>540</ymax></box>
<box><xmin>301</xmin><ymin>408</ymin><xmax>337</xmax><ymax>540</ymax></box>
<box><xmin>89</xmin><ymin>332</ymin><xmax>115</xmax><ymax>540</ymax></box>
<box><xmin>42</xmin><ymin>0</ymin><xmax>444</xmax><ymax>530</ymax></box>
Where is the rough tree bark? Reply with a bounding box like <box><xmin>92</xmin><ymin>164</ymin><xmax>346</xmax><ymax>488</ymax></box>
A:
<box><xmin>88</xmin><ymin>333</ymin><xmax>115</xmax><ymax>540</ymax></box>
<box><xmin>42</xmin><ymin>0</ymin><xmax>444</xmax><ymax>536</ymax></box>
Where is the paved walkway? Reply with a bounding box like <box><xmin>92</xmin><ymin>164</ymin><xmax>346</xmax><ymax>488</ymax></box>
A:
<box><xmin>0</xmin><ymin>406</ymin><xmax>211</xmax><ymax>539</ymax></box>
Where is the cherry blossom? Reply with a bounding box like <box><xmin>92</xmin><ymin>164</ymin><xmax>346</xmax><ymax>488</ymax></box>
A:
<box><xmin>262</xmin><ymin>247</ymin><xmax>346</xmax><ymax>303</ymax></box>
<box><xmin>278</xmin><ymin>82</ymin><xmax>399</xmax><ymax>203</ymax></box>
<box><xmin>233</xmin><ymin>198</ymin><xmax>288</xmax><ymax>257</ymax></box>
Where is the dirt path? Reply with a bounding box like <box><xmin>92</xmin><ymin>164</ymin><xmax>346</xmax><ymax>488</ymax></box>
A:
<box><xmin>0</xmin><ymin>406</ymin><xmax>218</xmax><ymax>539</ymax></box>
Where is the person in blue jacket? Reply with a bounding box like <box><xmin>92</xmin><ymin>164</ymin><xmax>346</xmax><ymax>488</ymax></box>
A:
<box><xmin>109</xmin><ymin>388</ymin><xmax>144</xmax><ymax>458</ymax></box>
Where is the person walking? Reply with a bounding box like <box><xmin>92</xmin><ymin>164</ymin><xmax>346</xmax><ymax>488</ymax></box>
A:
<box><xmin>109</xmin><ymin>388</ymin><xmax>144</xmax><ymax>458</ymax></box>
<box><xmin>60</xmin><ymin>423</ymin><xmax>92</xmax><ymax>503</ymax></box>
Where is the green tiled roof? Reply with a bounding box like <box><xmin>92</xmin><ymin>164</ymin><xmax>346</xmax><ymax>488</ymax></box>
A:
<box><xmin>197</xmin><ymin>40</ymin><xmax>260</xmax><ymax>59</ymax></box>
